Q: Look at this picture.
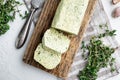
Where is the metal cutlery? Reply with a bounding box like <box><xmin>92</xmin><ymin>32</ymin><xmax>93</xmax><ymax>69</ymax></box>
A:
<box><xmin>15</xmin><ymin>0</ymin><xmax>44</xmax><ymax>49</ymax></box>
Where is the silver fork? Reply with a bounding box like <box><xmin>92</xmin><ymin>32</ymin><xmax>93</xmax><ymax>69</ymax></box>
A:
<box><xmin>15</xmin><ymin>0</ymin><xmax>44</xmax><ymax>49</ymax></box>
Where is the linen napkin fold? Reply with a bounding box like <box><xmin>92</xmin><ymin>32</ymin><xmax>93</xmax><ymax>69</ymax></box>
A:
<box><xmin>23</xmin><ymin>0</ymin><xmax>120</xmax><ymax>80</ymax></box>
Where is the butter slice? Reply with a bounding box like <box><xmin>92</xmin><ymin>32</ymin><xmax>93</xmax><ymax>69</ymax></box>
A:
<box><xmin>42</xmin><ymin>28</ymin><xmax>70</xmax><ymax>54</ymax></box>
<box><xmin>34</xmin><ymin>43</ymin><xmax>61</xmax><ymax>69</ymax></box>
<box><xmin>51</xmin><ymin>0</ymin><xmax>89</xmax><ymax>35</ymax></box>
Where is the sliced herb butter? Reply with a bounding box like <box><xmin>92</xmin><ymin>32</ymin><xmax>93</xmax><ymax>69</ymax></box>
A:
<box><xmin>51</xmin><ymin>0</ymin><xmax>89</xmax><ymax>35</ymax></box>
<box><xmin>34</xmin><ymin>43</ymin><xmax>61</xmax><ymax>69</ymax></box>
<box><xmin>42</xmin><ymin>28</ymin><xmax>70</xmax><ymax>54</ymax></box>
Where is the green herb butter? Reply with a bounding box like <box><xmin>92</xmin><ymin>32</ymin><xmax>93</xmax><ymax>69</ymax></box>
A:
<box><xmin>34</xmin><ymin>43</ymin><xmax>61</xmax><ymax>69</ymax></box>
<box><xmin>42</xmin><ymin>28</ymin><xmax>70</xmax><ymax>54</ymax></box>
<box><xmin>51</xmin><ymin>0</ymin><xmax>89</xmax><ymax>35</ymax></box>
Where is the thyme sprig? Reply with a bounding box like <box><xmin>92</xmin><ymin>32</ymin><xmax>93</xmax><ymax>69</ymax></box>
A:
<box><xmin>78</xmin><ymin>24</ymin><xmax>116</xmax><ymax>80</ymax></box>
<box><xmin>0</xmin><ymin>0</ymin><xmax>20</xmax><ymax>35</ymax></box>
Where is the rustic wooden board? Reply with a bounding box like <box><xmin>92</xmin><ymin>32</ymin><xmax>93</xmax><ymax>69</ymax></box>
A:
<box><xmin>23</xmin><ymin>0</ymin><xmax>97</xmax><ymax>78</ymax></box>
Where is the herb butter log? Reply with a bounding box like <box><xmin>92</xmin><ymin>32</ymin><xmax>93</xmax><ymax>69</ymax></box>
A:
<box><xmin>34</xmin><ymin>44</ymin><xmax>61</xmax><ymax>69</ymax></box>
<box><xmin>42</xmin><ymin>28</ymin><xmax>70</xmax><ymax>54</ymax></box>
<box><xmin>51</xmin><ymin>0</ymin><xmax>89</xmax><ymax>35</ymax></box>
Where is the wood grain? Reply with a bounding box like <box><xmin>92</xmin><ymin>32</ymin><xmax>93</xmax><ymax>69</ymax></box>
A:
<box><xmin>23</xmin><ymin>0</ymin><xmax>97</xmax><ymax>78</ymax></box>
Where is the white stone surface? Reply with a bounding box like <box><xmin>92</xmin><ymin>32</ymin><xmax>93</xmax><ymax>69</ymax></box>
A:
<box><xmin>0</xmin><ymin>0</ymin><xmax>120</xmax><ymax>80</ymax></box>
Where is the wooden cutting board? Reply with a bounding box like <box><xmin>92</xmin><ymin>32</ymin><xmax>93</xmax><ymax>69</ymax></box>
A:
<box><xmin>23</xmin><ymin>0</ymin><xmax>97</xmax><ymax>78</ymax></box>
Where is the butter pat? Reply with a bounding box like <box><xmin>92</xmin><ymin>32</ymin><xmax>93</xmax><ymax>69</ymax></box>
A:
<box><xmin>42</xmin><ymin>28</ymin><xmax>70</xmax><ymax>54</ymax></box>
<box><xmin>51</xmin><ymin>0</ymin><xmax>89</xmax><ymax>35</ymax></box>
<box><xmin>34</xmin><ymin>43</ymin><xmax>61</xmax><ymax>69</ymax></box>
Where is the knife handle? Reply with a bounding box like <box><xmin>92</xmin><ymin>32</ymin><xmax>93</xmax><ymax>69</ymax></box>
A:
<box><xmin>15</xmin><ymin>8</ymin><xmax>36</xmax><ymax>49</ymax></box>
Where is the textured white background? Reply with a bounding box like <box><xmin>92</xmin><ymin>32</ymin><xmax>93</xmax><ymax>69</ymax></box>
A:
<box><xmin>0</xmin><ymin>0</ymin><xmax>120</xmax><ymax>80</ymax></box>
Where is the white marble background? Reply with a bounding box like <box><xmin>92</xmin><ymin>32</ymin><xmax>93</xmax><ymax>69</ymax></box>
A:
<box><xmin>0</xmin><ymin>0</ymin><xmax>120</xmax><ymax>80</ymax></box>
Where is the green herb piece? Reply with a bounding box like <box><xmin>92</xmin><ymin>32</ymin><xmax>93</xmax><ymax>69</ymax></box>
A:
<box><xmin>110</xmin><ymin>67</ymin><xmax>115</xmax><ymax>72</ymax></box>
<box><xmin>98</xmin><ymin>30</ymin><xmax>116</xmax><ymax>38</ymax></box>
<box><xmin>18</xmin><ymin>10</ymin><xmax>29</xmax><ymax>19</ymax></box>
<box><xmin>99</xmin><ymin>23</ymin><xmax>108</xmax><ymax>29</ymax></box>
<box><xmin>22</xmin><ymin>11</ymin><xmax>29</xmax><ymax>19</ymax></box>
<box><xmin>0</xmin><ymin>0</ymin><xmax>20</xmax><ymax>35</ymax></box>
<box><xmin>81</xmin><ymin>41</ymin><xmax>86</xmax><ymax>58</ymax></box>
<box><xmin>99</xmin><ymin>24</ymin><xmax>103</xmax><ymax>29</ymax></box>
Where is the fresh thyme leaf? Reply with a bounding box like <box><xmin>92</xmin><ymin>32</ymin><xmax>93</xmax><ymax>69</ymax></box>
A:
<box><xmin>98</xmin><ymin>30</ymin><xmax>116</xmax><ymax>38</ymax></box>
<box><xmin>0</xmin><ymin>0</ymin><xmax>20</xmax><ymax>35</ymax></box>
<box><xmin>17</xmin><ymin>9</ymin><xmax>29</xmax><ymax>19</ymax></box>
<box><xmin>99</xmin><ymin>24</ymin><xmax>103</xmax><ymax>29</ymax></box>
<box><xmin>78</xmin><ymin>24</ymin><xmax>116</xmax><ymax>80</ymax></box>
<box><xmin>81</xmin><ymin>41</ymin><xmax>86</xmax><ymax>49</ymax></box>
<box><xmin>99</xmin><ymin>23</ymin><xmax>108</xmax><ymax>29</ymax></box>
<box><xmin>22</xmin><ymin>11</ymin><xmax>29</xmax><ymax>19</ymax></box>
<box><xmin>81</xmin><ymin>41</ymin><xmax>87</xmax><ymax>58</ymax></box>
